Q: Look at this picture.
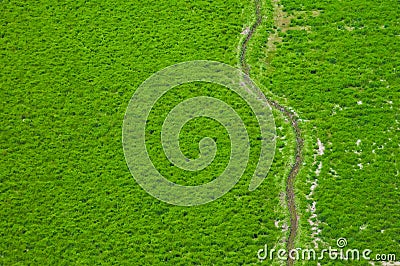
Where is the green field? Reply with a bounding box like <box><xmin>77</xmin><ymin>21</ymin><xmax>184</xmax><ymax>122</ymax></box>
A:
<box><xmin>248</xmin><ymin>0</ymin><xmax>400</xmax><ymax>263</ymax></box>
<box><xmin>1</xmin><ymin>0</ymin><xmax>399</xmax><ymax>265</ymax></box>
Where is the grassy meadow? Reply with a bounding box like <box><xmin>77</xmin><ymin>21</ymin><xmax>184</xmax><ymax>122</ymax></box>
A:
<box><xmin>1</xmin><ymin>0</ymin><xmax>291</xmax><ymax>264</ymax></box>
<box><xmin>1</xmin><ymin>0</ymin><xmax>399</xmax><ymax>265</ymax></box>
<box><xmin>247</xmin><ymin>0</ymin><xmax>399</xmax><ymax>264</ymax></box>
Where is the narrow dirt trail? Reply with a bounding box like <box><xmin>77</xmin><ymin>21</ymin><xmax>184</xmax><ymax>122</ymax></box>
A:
<box><xmin>239</xmin><ymin>1</ymin><xmax>304</xmax><ymax>265</ymax></box>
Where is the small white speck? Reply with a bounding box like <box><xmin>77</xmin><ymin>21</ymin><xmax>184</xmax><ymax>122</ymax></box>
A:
<box><xmin>274</xmin><ymin>220</ymin><xmax>280</xmax><ymax>228</ymax></box>
<box><xmin>317</xmin><ymin>138</ymin><xmax>325</xmax><ymax>155</ymax></box>
<box><xmin>241</xmin><ymin>27</ymin><xmax>250</xmax><ymax>35</ymax></box>
<box><xmin>360</xmin><ymin>224</ymin><xmax>368</xmax><ymax>230</ymax></box>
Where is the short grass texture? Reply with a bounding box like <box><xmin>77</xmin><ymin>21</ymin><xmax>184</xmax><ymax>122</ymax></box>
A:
<box><xmin>2</xmin><ymin>0</ymin><xmax>399</xmax><ymax>265</ymax></box>
<box><xmin>1</xmin><ymin>0</ymin><xmax>292</xmax><ymax>264</ymax></box>
<box><xmin>248</xmin><ymin>0</ymin><xmax>400</xmax><ymax>264</ymax></box>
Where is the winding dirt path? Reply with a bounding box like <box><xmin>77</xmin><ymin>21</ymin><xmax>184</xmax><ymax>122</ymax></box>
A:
<box><xmin>239</xmin><ymin>1</ymin><xmax>304</xmax><ymax>265</ymax></box>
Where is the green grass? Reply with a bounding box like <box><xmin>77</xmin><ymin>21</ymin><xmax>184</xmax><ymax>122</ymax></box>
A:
<box><xmin>1</xmin><ymin>0</ymin><xmax>292</xmax><ymax>264</ymax></box>
<box><xmin>2</xmin><ymin>0</ymin><xmax>399</xmax><ymax>264</ymax></box>
<box><xmin>247</xmin><ymin>0</ymin><xmax>400</xmax><ymax>264</ymax></box>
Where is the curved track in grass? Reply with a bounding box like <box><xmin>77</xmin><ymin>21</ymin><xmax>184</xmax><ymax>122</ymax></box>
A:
<box><xmin>239</xmin><ymin>1</ymin><xmax>304</xmax><ymax>265</ymax></box>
